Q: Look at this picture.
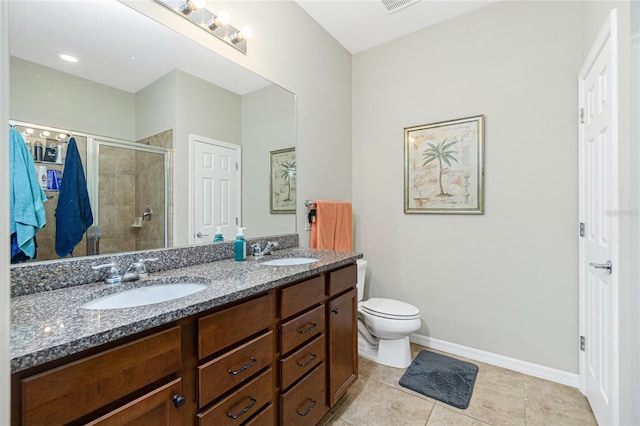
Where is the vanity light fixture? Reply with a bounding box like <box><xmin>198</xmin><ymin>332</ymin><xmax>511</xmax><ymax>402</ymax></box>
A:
<box><xmin>229</xmin><ymin>25</ymin><xmax>253</xmax><ymax>44</ymax></box>
<box><xmin>206</xmin><ymin>10</ymin><xmax>230</xmax><ymax>31</ymax></box>
<box><xmin>178</xmin><ymin>0</ymin><xmax>205</xmax><ymax>16</ymax></box>
<box><xmin>154</xmin><ymin>0</ymin><xmax>252</xmax><ymax>54</ymax></box>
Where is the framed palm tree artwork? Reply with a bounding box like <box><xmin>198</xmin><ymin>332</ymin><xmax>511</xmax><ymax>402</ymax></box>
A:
<box><xmin>270</xmin><ymin>147</ymin><xmax>296</xmax><ymax>214</ymax></box>
<box><xmin>404</xmin><ymin>115</ymin><xmax>485</xmax><ymax>214</ymax></box>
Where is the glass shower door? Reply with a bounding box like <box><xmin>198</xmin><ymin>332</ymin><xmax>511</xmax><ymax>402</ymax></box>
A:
<box><xmin>88</xmin><ymin>139</ymin><xmax>170</xmax><ymax>255</ymax></box>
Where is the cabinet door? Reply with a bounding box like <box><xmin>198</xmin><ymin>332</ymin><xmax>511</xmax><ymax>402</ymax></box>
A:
<box><xmin>327</xmin><ymin>288</ymin><xmax>358</xmax><ymax>407</ymax></box>
<box><xmin>86</xmin><ymin>378</ymin><xmax>183</xmax><ymax>426</ymax></box>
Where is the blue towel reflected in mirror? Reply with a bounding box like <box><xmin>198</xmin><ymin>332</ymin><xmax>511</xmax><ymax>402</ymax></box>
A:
<box><xmin>55</xmin><ymin>137</ymin><xmax>93</xmax><ymax>258</ymax></box>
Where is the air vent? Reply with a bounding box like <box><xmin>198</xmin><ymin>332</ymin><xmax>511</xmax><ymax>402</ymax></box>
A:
<box><xmin>380</xmin><ymin>0</ymin><xmax>419</xmax><ymax>14</ymax></box>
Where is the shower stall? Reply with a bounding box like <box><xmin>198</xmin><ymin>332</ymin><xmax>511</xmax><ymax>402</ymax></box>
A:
<box><xmin>11</xmin><ymin>121</ymin><xmax>172</xmax><ymax>261</ymax></box>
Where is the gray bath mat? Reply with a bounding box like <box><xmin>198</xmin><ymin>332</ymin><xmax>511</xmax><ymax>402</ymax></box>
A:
<box><xmin>399</xmin><ymin>350</ymin><xmax>478</xmax><ymax>409</ymax></box>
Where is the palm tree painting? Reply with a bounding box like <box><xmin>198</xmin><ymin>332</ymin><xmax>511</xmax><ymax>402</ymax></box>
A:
<box><xmin>270</xmin><ymin>148</ymin><xmax>296</xmax><ymax>213</ymax></box>
<box><xmin>280</xmin><ymin>160</ymin><xmax>296</xmax><ymax>201</ymax></box>
<box><xmin>404</xmin><ymin>115</ymin><xmax>485</xmax><ymax>214</ymax></box>
<box><xmin>422</xmin><ymin>138</ymin><xmax>458</xmax><ymax>196</ymax></box>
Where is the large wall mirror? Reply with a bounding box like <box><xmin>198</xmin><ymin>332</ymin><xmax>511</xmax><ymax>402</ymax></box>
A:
<box><xmin>8</xmin><ymin>0</ymin><xmax>296</xmax><ymax>263</ymax></box>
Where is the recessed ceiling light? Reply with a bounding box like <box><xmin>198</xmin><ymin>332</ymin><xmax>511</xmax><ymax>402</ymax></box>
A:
<box><xmin>59</xmin><ymin>54</ymin><xmax>79</xmax><ymax>63</ymax></box>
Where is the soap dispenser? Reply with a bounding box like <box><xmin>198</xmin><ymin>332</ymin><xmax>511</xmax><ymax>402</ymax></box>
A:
<box><xmin>213</xmin><ymin>225</ymin><xmax>225</xmax><ymax>242</ymax></box>
<box><xmin>234</xmin><ymin>227</ymin><xmax>247</xmax><ymax>261</ymax></box>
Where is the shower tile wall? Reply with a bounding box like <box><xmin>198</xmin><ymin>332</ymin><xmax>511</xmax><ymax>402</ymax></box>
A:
<box><xmin>98</xmin><ymin>145</ymin><xmax>136</xmax><ymax>254</ymax></box>
<box><xmin>135</xmin><ymin>129</ymin><xmax>173</xmax><ymax>251</ymax></box>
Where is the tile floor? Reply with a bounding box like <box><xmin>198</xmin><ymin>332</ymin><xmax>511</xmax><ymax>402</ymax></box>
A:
<box><xmin>320</xmin><ymin>344</ymin><xmax>597</xmax><ymax>426</ymax></box>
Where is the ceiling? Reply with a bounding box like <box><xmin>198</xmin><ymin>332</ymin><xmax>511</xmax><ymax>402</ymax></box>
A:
<box><xmin>8</xmin><ymin>0</ymin><xmax>269</xmax><ymax>94</ymax></box>
<box><xmin>8</xmin><ymin>0</ymin><xmax>498</xmax><ymax>94</ymax></box>
<box><xmin>295</xmin><ymin>0</ymin><xmax>499</xmax><ymax>54</ymax></box>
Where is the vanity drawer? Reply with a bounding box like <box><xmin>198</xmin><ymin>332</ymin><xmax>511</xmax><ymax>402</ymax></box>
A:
<box><xmin>281</xmin><ymin>333</ymin><xmax>325</xmax><ymax>390</ymax></box>
<box><xmin>197</xmin><ymin>368</ymin><xmax>273</xmax><ymax>426</ymax></box>
<box><xmin>22</xmin><ymin>326</ymin><xmax>181</xmax><ymax>426</ymax></box>
<box><xmin>280</xmin><ymin>275</ymin><xmax>324</xmax><ymax>320</ymax></box>
<box><xmin>280</xmin><ymin>305</ymin><xmax>325</xmax><ymax>354</ymax></box>
<box><xmin>328</xmin><ymin>263</ymin><xmax>357</xmax><ymax>297</ymax></box>
<box><xmin>198</xmin><ymin>331</ymin><xmax>274</xmax><ymax>407</ymax></box>
<box><xmin>280</xmin><ymin>363</ymin><xmax>327</xmax><ymax>426</ymax></box>
<box><xmin>199</xmin><ymin>292</ymin><xmax>274</xmax><ymax>359</ymax></box>
<box><xmin>245</xmin><ymin>403</ymin><xmax>274</xmax><ymax>426</ymax></box>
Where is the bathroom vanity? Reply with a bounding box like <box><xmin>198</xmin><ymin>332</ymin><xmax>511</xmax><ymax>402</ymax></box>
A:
<box><xmin>10</xmin><ymin>247</ymin><xmax>360</xmax><ymax>425</ymax></box>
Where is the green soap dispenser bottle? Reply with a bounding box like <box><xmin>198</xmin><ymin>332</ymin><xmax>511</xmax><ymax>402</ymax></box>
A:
<box><xmin>213</xmin><ymin>225</ymin><xmax>225</xmax><ymax>242</ymax></box>
<box><xmin>234</xmin><ymin>227</ymin><xmax>247</xmax><ymax>261</ymax></box>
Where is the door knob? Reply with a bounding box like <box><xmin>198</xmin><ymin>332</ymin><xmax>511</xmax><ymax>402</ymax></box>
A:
<box><xmin>196</xmin><ymin>232</ymin><xmax>209</xmax><ymax>238</ymax></box>
<box><xmin>589</xmin><ymin>260</ymin><xmax>612</xmax><ymax>274</ymax></box>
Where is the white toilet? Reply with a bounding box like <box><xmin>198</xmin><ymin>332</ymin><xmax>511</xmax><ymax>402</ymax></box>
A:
<box><xmin>356</xmin><ymin>259</ymin><xmax>421</xmax><ymax>368</ymax></box>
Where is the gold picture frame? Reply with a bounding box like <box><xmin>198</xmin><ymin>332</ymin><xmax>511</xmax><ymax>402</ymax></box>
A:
<box><xmin>269</xmin><ymin>147</ymin><xmax>296</xmax><ymax>214</ymax></box>
<box><xmin>404</xmin><ymin>115</ymin><xmax>485</xmax><ymax>214</ymax></box>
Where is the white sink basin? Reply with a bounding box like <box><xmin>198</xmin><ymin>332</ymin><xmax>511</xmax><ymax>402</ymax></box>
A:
<box><xmin>261</xmin><ymin>257</ymin><xmax>318</xmax><ymax>266</ymax></box>
<box><xmin>81</xmin><ymin>283</ymin><xmax>207</xmax><ymax>310</ymax></box>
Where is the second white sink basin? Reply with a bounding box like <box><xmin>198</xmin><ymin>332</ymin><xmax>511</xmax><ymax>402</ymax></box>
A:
<box><xmin>81</xmin><ymin>283</ymin><xmax>207</xmax><ymax>310</ymax></box>
<box><xmin>261</xmin><ymin>257</ymin><xmax>318</xmax><ymax>266</ymax></box>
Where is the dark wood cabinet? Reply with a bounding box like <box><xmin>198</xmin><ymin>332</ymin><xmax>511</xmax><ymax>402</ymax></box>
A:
<box><xmin>11</xmin><ymin>263</ymin><xmax>358</xmax><ymax>425</ymax></box>
<box><xmin>86</xmin><ymin>378</ymin><xmax>183</xmax><ymax>426</ymax></box>
<box><xmin>328</xmin><ymin>288</ymin><xmax>358</xmax><ymax>407</ymax></box>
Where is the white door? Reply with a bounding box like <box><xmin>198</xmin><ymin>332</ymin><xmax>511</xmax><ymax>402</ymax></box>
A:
<box><xmin>190</xmin><ymin>135</ymin><xmax>241</xmax><ymax>243</ymax></box>
<box><xmin>579</xmin><ymin>9</ymin><xmax>618</xmax><ymax>426</ymax></box>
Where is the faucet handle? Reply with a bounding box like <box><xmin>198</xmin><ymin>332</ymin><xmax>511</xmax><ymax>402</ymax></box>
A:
<box><xmin>91</xmin><ymin>262</ymin><xmax>122</xmax><ymax>284</ymax></box>
<box><xmin>136</xmin><ymin>258</ymin><xmax>159</xmax><ymax>278</ymax></box>
<box><xmin>251</xmin><ymin>244</ymin><xmax>262</xmax><ymax>256</ymax></box>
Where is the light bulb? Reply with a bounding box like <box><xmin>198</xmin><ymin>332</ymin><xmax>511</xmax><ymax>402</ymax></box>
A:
<box><xmin>240</xmin><ymin>26</ymin><xmax>253</xmax><ymax>39</ymax></box>
<box><xmin>40</xmin><ymin>131</ymin><xmax>50</xmax><ymax>138</ymax></box>
<box><xmin>24</xmin><ymin>128</ymin><xmax>34</xmax><ymax>135</ymax></box>
<box><xmin>179</xmin><ymin>0</ymin><xmax>203</xmax><ymax>15</ymax></box>
<box><xmin>218</xmin><ymin>10</ymin><xmax>231</xmax><ymax>25</ymax></box>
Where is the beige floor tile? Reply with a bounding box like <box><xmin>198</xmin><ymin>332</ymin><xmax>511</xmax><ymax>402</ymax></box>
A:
<box><xmin>332</xmin><ymin>377</ymin><xmax>434</xmax><ymax>426</ymax></box>
<box><xmin>524</xmin><ymin>376</ymin><xmax>591</xmax><ymax>410</ymax></box>
<box><xmin>474</xmin><ymin>361</ymin><xmax>525</xmax><ymax>391</ymax></box>
<box><xmin>368</xmin><ymin>362</ymin><xmax>436</xmax><ymax>402</ymax></box>
<box><xmin>325</xmin><ymin>352</ymin><xmax>594</xmax><ymax>426</ymax></box>
<box><xmin>426</xmin><ymin>404</ymin><xmax>491</xmax><ymax>426</ymax></box>
<box><xmin>524</xmin><ymin>376</ymin><xmax>597</xmax><ymax>425</ymax></box>
<box><xmin>445</xmin><ymin>381</ymin><xmax>526</xmax><ymax>425</ymax></box>
<box><xmin>525</xmin><ymin>397</ymin><xmax>598</xmax><ymax>426</ymax></box>
<box><xmin>358</xmin><ymin>357</ymin><xmax>378</xmax><ymax>379</ymax></box>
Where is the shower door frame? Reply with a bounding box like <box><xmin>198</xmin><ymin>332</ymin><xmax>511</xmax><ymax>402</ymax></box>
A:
<box><xmin>87</xmin><ymin>136</ymin><xmax>173</xmax><ymax>253</ymax></box>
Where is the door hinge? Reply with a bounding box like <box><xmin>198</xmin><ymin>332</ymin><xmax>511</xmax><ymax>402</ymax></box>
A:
<box><xmin>236</xmin><ymin>162</ymin><xmax>239</xmax><ymax>171</ymax></box>
<box><xmin>579</xmin><ymin>107</ymin><xmax>585</xmax><ymax>124</ymax></box>
<box><xmin>579</xmin><ymin>222</ymin><xmax>585</xmax><ymax>238</ymax></box>
<box><xmin>580</xmin><ymin>335</ymin><xmax>586</xmax><ymax>351</ymax></box>
<box><xmin>235</xmin><ymin>217</ymin><xmax>239</xmax><ymax>225</ymax></box>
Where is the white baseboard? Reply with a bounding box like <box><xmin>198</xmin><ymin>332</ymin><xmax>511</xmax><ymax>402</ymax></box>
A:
<box><xmin>410</xmin><ymin>334</ymin><xmax>580</xmax><ymax>388</ymax></box>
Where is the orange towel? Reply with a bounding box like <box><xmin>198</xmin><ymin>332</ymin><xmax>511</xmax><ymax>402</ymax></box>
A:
<box><xmin>310</xmin><ymin>201</ymin><xmax>353</xmax><ymax>251</ymax></box>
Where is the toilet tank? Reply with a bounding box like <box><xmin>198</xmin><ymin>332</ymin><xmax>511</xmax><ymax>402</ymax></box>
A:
<box><xmin>356</xmin><ymin>259</ymin><xmax>367</xmax><ymax>301</ymax></box>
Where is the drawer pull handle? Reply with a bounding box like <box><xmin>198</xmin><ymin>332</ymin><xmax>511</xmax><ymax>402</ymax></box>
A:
<box><xmin>228</xmin><ymin>356</ymin><xmax>257</xmax><ymax>375</ymax></box>
<box><xmin>331</xmin><ymin>307</ymin><xmax>339</xmax><ymax>314</ymax></box>
<box><xmin>296</xmin><ymin>399</ymin><xmax>317</xmax><ymax>417</ymax></box>
<box><xmin>172</xmin><ymin>394</ymin><xmax>186</xmax><ymax>408</ymax></box>
<box><xmin>297</xmin><ymin>322</ymin><xmax>317</xmax><ymax>334</ymax></box>
<box><xmin>297</xmin><ymin>353</ymin><xmax>317</xmax><ymax>367</ymax></box>
<box><xmin>227</xmin><ymin>397</ymin><xmax>257</xmax><ymax>420</ymax></box>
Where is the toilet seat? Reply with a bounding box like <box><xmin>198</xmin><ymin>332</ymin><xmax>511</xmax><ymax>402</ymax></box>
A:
<box><xmin>361</xmin><ymin>298</ymin><xmax>420</xmax><ymax>320</ymax></box>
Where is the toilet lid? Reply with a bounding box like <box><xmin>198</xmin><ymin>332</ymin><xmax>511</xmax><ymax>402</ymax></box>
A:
<box><xmin>361</xmin><ymin>298</ymin><xmax>420</xmax><ymax>319</ymax></box>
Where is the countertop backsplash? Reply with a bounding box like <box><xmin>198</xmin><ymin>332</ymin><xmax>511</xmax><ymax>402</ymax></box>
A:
<box><xmin>10</xmin><ymin>234</ymin><xmax>299</xmax><ymax>297</ymax></box>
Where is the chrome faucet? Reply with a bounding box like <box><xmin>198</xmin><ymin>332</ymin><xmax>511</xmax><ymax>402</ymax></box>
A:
<box><xmin>252</xmin><ymin>241</ymin><xmax>279</xmax><ymax>257</ymax></box>
<box><xmin>91</xmin><ymin>258</ymin><xmax>158</xmax><ymax>284</ymax></box>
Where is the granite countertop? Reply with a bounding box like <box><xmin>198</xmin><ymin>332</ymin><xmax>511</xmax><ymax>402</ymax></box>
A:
<box><xmin>11</xmin><ymin>248</ymin><xmax>362</xmax><ymax>373</ymax></box>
